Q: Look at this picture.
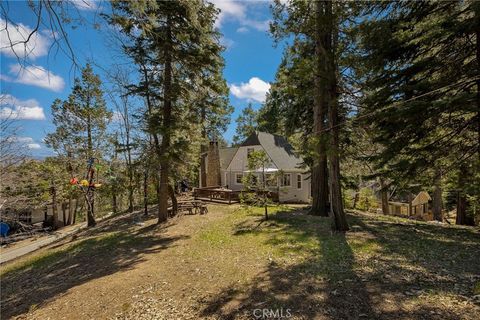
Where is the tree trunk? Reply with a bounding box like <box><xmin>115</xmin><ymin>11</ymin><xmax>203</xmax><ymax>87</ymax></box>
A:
<box><xmin>66</xmin><ymin>195</ymin><xmax>72</xmax><ymax>225</ymax></box>
<box><xmin>144</xmin><ymin>169</ymin><xmax>149</xmax><ymax>216</ymax></box>
<box><xmin>408</xmin><ymin>193</ymin><xmax>413</xmax><ymax>216</ymax></box>
<box><xmin>352</xmin><ymin>192</ymin><xmax>359</xmax><ymax>209</ymax></box>
<box><xmin>475</xmin><ymin>1</ymin><xmax>480</xmax><ymax>161</ymax></box>
<box><xmin>157</xmin><ymin>16</ymin><xmax>173</xmax><ymax>224</ymax></box>
<box><xmin>168</xmin><ymin>184</ymin><xmax>177</xmax><ymax>216</ymax></box>
<box><xmin>86</xmin><ymin>111</ymin><xmax>96</xmax><ymax>227</ymax></box>
<box><xmin>432</xmin><ymin>166</ymin><xmax>443</xmax><ymax>221</ymax></box>
<box><xmin>126</xmin><ymin>120</ymin><xmax>134</xmax><ymax>214</ymax></box>
<box><xmin>112</xmin><ymin>190</ymin><xmax>118</xmax><ymax>214</ymax></box>
<box><xmin>128</xmin><ymin>186</ymin><xmax>134</xmax><ymax>213</ymax></box>
<box><xmin>86</xmin><ymin>190</ymin><xmax>96</xmax><ymax>227</ymax></box>
<box><xmin>379</xmin><ymin>177</ymin><xmax>389</xmax><ymax>215</ymax></box>
<box><xmin>86</xmin><ymin>201</ymin><xmax>95</xmax><ymax>226</ymax></box>
<box><xmin>73</xmin><ymin>195</ymin><xmax>80</xmax><ymax>224</ymax></box>
<box><xmin>456</xmin><ymin>190</ymin><xmax>468</xmax><ymax>225</ymax></box>
<box><xmin>62</xmin><ymin>202</ymin><xmax>67</xmax><ymax>227</ymax></box>
<box><xmin>310</xmin><ymin>0</ymin><xmax>329</xmax><ymax>217</ymax></box>
<box><xmin>86</xmin><ymin>163</ymin><xmax>96</xmax><ymax>227</ymax></box>
<box><xmin>66</xmin><ymin>150</ymin><xmax>74</xmax><ymax>226</ymax></box>
<box><xmin>200</xmin><ymin>106</ymin><xmax>207</xmax><ymax>188</ymax></box>
<box><xmin>324</xmin><ymin>0</ymin><xmax>348</xmax><ymax>232</ymax></box>
<box><xmin>51</xmin><ymin>184</ymin><xmax>59</xmax><ymax>229</ymax></box>
<box><xmin>456</xmin><ymin>165</ymin><xmax>469</xmax><ymax>225</ymax></box>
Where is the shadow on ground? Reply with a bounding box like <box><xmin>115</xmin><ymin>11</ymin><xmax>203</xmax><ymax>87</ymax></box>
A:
<box><xmin>0</xmin><ymin>212</ymin><xmax>187</xmax><ymax>319</ymax></box>
<box><xmin>200</xmin><ymin>208</ymin><xmax>480</xmax><ymax>320</ymax></box>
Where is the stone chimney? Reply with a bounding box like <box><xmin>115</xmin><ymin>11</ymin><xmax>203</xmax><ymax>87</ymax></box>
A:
<box><xmin>206</xmin><ymin>139</ymin><xmax>221</xmax><ymax>187</ymax></box>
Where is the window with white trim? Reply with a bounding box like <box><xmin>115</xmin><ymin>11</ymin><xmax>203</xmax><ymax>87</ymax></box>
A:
<box><xmin>281</xmin><ymin>173</ymin><xmax>291</xmax><ymax>187</ymax></box>
<box><xmin>235</xmin><ymin>173</ymin><xmax>243</xmax><ymax>184</ymax></box>
<box><xmin>247</xmin><ymin>148</ymin><xmax>254</xmax><ymax>157</ymax></box>
<box><xmin>297</xmin><ymin>174</ymin><xmax>302</xmax><ymax>189</ymax></box>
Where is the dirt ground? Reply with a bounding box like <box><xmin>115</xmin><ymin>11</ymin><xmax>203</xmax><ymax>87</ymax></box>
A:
<box><xmin>1</xmin><ymin>204</ymin><xmax>479</xmax><ymax>319</ymax></box>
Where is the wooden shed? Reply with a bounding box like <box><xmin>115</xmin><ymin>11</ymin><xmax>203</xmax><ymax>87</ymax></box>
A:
<box><xmin>388</xmin><ymin>191</ymin><xmax>433</xmax><ymax>221</ymax></box>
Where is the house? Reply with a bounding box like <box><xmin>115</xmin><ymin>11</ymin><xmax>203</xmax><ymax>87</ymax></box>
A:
<box><xmin>200</xmin><ymin>131</ymin><xmax>311</xmax><ymax>203</ymax></box>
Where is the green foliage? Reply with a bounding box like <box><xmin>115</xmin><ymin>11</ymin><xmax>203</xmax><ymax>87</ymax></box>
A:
<box><xmin>0</xmin><ymin>156</ymin><xmax>80</xmax><ymax>211</ymax></box>
<box><xmin>45</xmin><ymin>64</ymin><xmax>111</xmax><ymax>159</ymax></box>
<box><xmin>240</xmin><ymin>150</ymin><xmax>277</xmax><ymax>219</ymax></box>
<box><xmin>352</xmin><ymin>1</ymin><xmax>479</xmax><ymax>219</ymax></box>
<box><xmin>356</xmin><ymin>188</ymin><xmax>378</xmax><ymax>212</ymax></box>
<box><xmin>232</xmin><ymin>103</ymin><xmax>258</xmax><ymax>146</ymax></box>
<box><xmin>108</xmin><ymin>0</ymin><xmax>231</xmax><ymax>209</ymax></box>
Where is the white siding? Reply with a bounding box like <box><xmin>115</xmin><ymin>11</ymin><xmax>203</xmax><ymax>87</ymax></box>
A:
<box><xmin>277</xmin><ymin>173</ymin><xmax>311</xmax><ymax>203</ymax></box>
<box><xmin>226</xmin><ymin>145</ymin><xmax>277</xmax><ymax>172</ymax></box>
<box><xmin>222</xmin><ymin>145</ymin><xmax>311</xmax><ymax>203</ymax></box>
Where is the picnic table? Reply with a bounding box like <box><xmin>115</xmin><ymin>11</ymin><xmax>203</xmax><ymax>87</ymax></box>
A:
<box><xmin>176</xmin><ymin>200</ymin><xmax>208</xmax><ymax>215</ymax></box>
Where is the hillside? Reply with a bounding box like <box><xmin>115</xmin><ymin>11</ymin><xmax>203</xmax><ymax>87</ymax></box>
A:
<box><xmin>1</xmin><ymin>205</ymin><xmax>479</xmax><ymax>320</ymax></box>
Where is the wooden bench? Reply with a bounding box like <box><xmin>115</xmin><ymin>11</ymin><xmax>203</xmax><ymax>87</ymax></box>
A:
<box><xmin>176</xmin><ymin>200</ymin><xmax>208</xmax><ymax>215</ymax></box>
<box><xmin>177</xmin><ymin>203</ymin><xmax>195</xmax><ymax>215</ymax></box>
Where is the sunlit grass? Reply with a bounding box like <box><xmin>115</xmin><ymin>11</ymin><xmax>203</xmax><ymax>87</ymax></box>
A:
<box><xmin>0</xmin><ymin>232</ymin><xmax>126</xmax><ymax>276</ymax></box>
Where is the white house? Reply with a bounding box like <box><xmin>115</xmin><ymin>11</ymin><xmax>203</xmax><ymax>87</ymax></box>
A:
<box><xmin>200</xmin><ymin>131</ymin><xmax>311</xmax><ymax>203</ymax></box>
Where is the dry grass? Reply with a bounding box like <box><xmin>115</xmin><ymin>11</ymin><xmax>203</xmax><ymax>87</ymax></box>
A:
<box><xmin>1</xmin><ymin>204</ymin><xmax>479</xmax><ymax>319</ymax></box>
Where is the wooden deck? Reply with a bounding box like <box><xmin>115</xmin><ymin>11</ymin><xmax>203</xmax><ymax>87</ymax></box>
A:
<box><xmin>193</xmin><ymin>187</ymin><xmax>241</xmax><ymax>204</ymax></box>
<box><xmin>193</xmin><ymin>187</ymin><xmax>280</xmax><ymax>204</ymax></box>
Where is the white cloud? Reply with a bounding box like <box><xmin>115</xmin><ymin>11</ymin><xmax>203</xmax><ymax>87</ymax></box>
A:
<box><xmin>15</xmin><ymin>136</ymin><xmax>35</xmax><ymax>143</ymax></box>
<box><xmin>111</xmin><ymin>110</ymin><xmax>124</xmax><ymax>122</ymax></box>
<box><xmin>210</xmin><ymin>0</ymin><xmax>270</xmax><ymax>32</ymax></box>
<box><xmin>210</xmin><ymin>0</ymin><xmax>246</xmax><ymax>28</ymax></box>
<box><xmin>3</xmin><ymin>64</ymin><xmax>65</xmax><ymax>92</ymax></box>
<box><xmin>220</xmin><ymin>36</ymin><xmax>235</xmax><ymax>49</ymax></box>
<box><xmin>230</xmin><ymin>77</ymin><xmax>271</xmax><ymax>102</ymax></box>
<box><xmin>27</xmin><ymin>143</ymin><xmax>42</xmax><ymax>149</ymax></box>
<box><xmin>0</xmin><ymin>18</ymin><xmax>52</xmax><ymax>59</ymax></box>
<box><xmin>0</xmin><ymin>94</ymin><xmax>46</xmax><ymax>120</ymax></box>
<box><xmin>5</xmin><ymin>136</ymin><xmax>42</xmax><ymax>149</ymax></box>
<box><xmin>245</xmin><ymin>19</ymin><xmax>270</xmax><ymax>32</ymax></box>
<box><xmin>236</xmin><ymin>26</ymin><xmax>249</xmax><ymax>33</ymax></box>
<box><xmin>71</xmin><ymin>0</ymin><xmax>98</xmax><ymax>11</ymax></box>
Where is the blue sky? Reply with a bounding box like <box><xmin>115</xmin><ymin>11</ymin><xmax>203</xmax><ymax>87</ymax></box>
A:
<box><xmin>0</xmin><ymin>0</ymin><xmax>284</xmax><ymax>158</ymax></box>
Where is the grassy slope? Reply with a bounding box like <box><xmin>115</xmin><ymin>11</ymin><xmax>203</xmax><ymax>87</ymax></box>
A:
<box><xmin>1</xmin><ymin>205</ymin><xmax>479</xmax><ymax>319</ymax></box>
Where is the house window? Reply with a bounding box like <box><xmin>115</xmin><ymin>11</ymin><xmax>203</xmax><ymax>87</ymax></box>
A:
<box><xmin>297</xmin><ymin>174</ymin><xmax>302</xmax><ymax>189</ymax></box>
<box><xmin>247</xmin><ymin>148</ymin><xmax>254</xmax><ymax>157</ymax></box>
<box><xmin>235</xmin><ymin>173</ymin><xmax>243</xmax><ymax>184</ymax></box>
<box><xmin>281</xmin><ymin>173</ymin><xmax>291</xmax><ymax>187</ymax></box>
<box><xmin>250</xmin><ymin>174</ymin><xmax>258</xmax><ymax>186</ymax></box>
<box><xmin>266</xmin><ymin>173</ymin><xmax>277</xmax><ymax>187</ymax></box>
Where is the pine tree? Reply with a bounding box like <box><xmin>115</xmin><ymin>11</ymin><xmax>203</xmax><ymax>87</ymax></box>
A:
<box><xmin>232</xmin><ymin>103</ymin><xmax>258</xmax><ymax>146</ymax></box>
<box><xmin>353</xmin><ymin>1</ymin><xmax>479</xmax><ymax>225</ymax></box>
<box><xmin>45</xmin><ymin>64</ymin><xmax>111</xmax><ymax>227</ymax></box>
<box><xmin>268</xmin><ymin>0</ymin><xmax>352</xmax><ymax>230</ymax></box>
<box><xmin>109</xmin><ymin>0</ymin><xmax>229</xmax><ymax>223</ymax></box>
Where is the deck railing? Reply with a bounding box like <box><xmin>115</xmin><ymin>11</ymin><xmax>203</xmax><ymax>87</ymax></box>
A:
<box><xmin>194</xmin><ymin>187</ymin><xmax>279</xmax><ymax>204</ymax></box>
<box><xmin>194</xmin><ymin>187</ymin><xmax>241</xmax><ymax>204</ymax></box>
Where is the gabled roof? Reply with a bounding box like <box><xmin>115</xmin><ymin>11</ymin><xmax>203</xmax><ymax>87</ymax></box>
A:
<box><xmin>219</xmin><ymin>147</ymin><xmax>238</xmax><ymax>170</ymax></box>
<box><xmin>412</xmin><ymin>191</ymin><xmax>431</xmax><ymax>206</ymax></box>
<box><xmin>241</xmin><ymin>131</ymin><xmax>304</xmax><ymax>170</ymax></box>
